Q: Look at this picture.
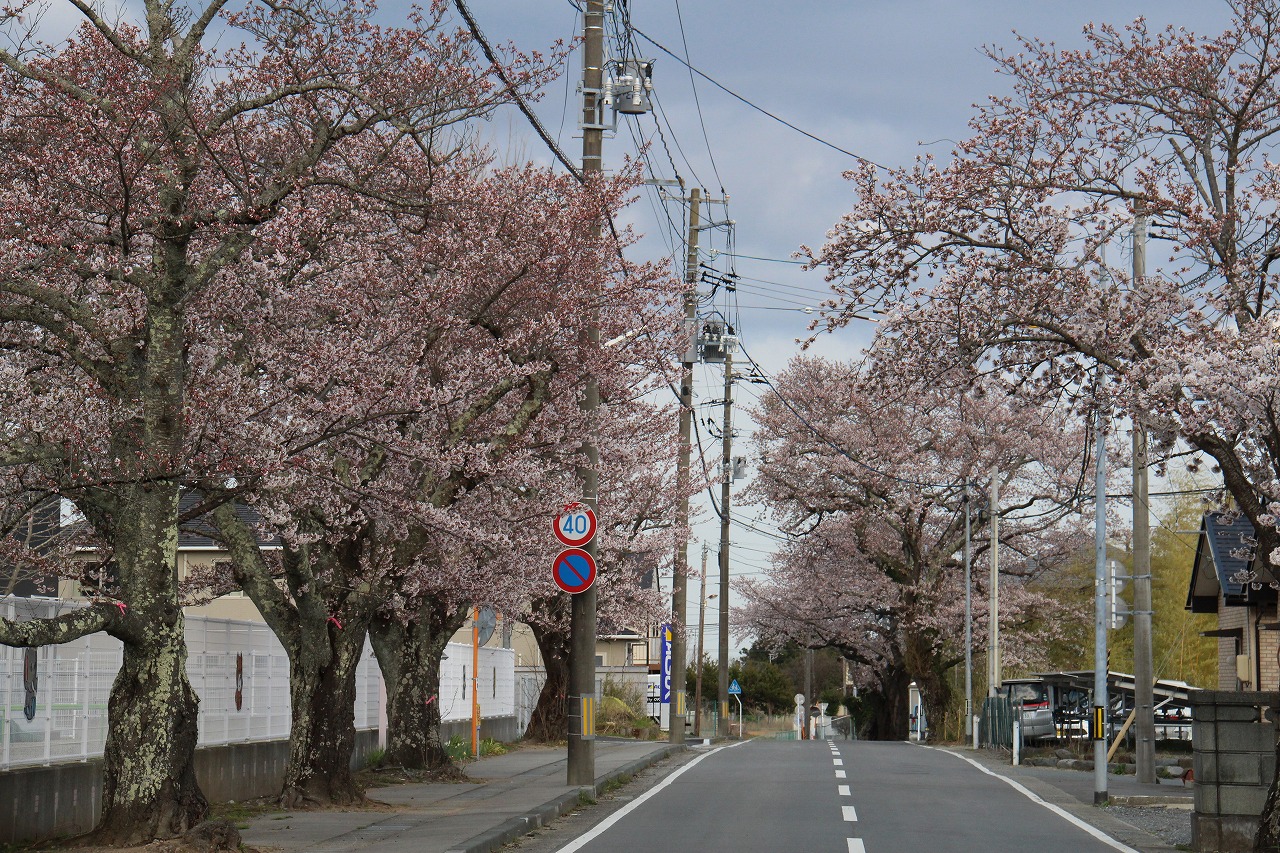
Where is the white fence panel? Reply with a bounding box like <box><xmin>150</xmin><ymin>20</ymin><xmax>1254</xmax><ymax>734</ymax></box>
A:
<box><xmin>0</xmin><ymin>598</ymin><xmax>385</xmax><ymax>770</ymax></box>
<box><xmin>0</xmin><ymin>597</ymin><xmax>520</xmax><ymax>772</ymax></box>
<box><xmin>438</xmin><ymin>643</ymin><xmax>516</xmax><ymax>722</ymax></box>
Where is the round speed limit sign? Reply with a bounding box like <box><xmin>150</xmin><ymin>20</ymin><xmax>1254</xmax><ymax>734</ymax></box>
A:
<box><xmin>554</xmin><ymin>503</ymin><xmax>597</xmax><ymax>547</ymax></box>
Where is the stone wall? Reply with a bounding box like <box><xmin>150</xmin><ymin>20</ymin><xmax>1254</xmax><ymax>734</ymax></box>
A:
<box><xmin>1191</xmin><ymin>690</ymin><xmax>1280</xmax><ymax>852</ymax></box>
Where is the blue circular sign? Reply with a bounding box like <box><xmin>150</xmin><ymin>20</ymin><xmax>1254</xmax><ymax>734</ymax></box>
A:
<box><xmin>553</xmin><ymin>548</ymin><xmax>597</xmax><ymax>594</ymax></box>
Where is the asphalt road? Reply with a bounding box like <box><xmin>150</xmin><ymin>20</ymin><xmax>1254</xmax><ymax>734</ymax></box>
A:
<box><xmin>519</xmin><ymin>738</ymin><xmax>1140</xmax><ymax>853</ymax></box>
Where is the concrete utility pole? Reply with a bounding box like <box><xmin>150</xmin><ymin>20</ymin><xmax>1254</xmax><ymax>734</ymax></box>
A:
<box><xmin>1093</xmin><ymin>398</ymin><xmax>1110</xmax><ymax>805</ymax></box>
<box><xmin>963</xmin><ymin>478</ymin><xmax>973</xmax><ymax>741</ymax></box>
<box><xmin>1132</xmin><ymin>210</ymin><xmax>1156</xmax><ymax>784</ymax></box>
<box><xmin>987</xmin><ymin>467</ymin><xmax>1000</xmax><ymax>696</ymax></box>
<box><xmin>694</xmin><ymin>543</ymin><xmax>709</xmax><ymax>737</ymax></box>
<box><xmin>567</xmin><ymin>0</ymin><xmax>603</xmax><ymax>787</ymax></box>
<box><xmin>668</xmin><ymin>187</ymin><xmax>701</xmax><ymax>746</ymax></box>
<box><xmin>718</xmin><ymin>347</ymin><xmax>734</xmax><ymax>732</ymax></box>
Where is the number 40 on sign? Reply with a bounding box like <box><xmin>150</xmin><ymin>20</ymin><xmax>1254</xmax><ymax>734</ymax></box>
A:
<box><xmin>554</xmin><ymin>503</ymin><xmax>597</xmax><ymax>548</ymax></box>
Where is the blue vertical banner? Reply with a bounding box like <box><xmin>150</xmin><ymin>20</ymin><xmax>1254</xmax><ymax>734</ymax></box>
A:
<box><xmin>659</xmin><ymin>624</ymin><xmax>672</xmax><ymax>703</ymax></box>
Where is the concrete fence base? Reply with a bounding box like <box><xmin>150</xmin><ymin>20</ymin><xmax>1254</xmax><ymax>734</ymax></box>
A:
<box><xmin>0</xmin><ymin>716</ymin><xmax>518</xmax><ymax>843</ymax></box>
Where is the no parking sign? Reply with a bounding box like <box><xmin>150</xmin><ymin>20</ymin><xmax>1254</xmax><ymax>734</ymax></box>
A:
<box><xmin>553</xmin><ymin>547</ymin><xmax>598</xmax><ymax>595</ymax></box>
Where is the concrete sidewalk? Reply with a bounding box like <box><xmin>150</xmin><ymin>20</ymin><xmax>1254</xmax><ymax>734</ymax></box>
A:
<box><xmin>944</xmin><ymin>747</ymin><xmax>1193</xmax><ymax>804</ymax></box>
<box><xmin>238</xmin><ymin>738</ymin><xmax>684</xmax><ymax>853</ymax></box>
<box><xmin>938</xmin><ymin>746</ymin><xmax>1192</xmax><ymax>852</ymax></box>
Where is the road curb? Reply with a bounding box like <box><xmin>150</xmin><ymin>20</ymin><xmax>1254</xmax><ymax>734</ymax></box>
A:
<box><xmin>1110</xmin><ymin>795</ymin><xmax>1193</xmax><ymax>808</ymax></box>
<box><xmin>446</xmin><ymin>744</ymin><xmax>686</xmax><ymax>853</ymax></box>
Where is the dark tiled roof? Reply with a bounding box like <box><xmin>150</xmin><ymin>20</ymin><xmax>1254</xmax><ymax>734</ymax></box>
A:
<box><xmin>1187</xmin><ymin>511</ymin><xmax>1264</xmax><ymax>612</ymax></box>
<box><xmin>177</xmin><ymin>492</ymin><xmax>280</xmax><ymax>549</ymax></box>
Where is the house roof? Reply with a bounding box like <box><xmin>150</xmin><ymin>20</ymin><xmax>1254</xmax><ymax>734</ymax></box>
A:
<box><xmin>1186</xmin><ymin>511</ymin><xmax>1265</xmax><ymax>613</ymax></box>
<box><xmin>176</xmin><ymin>492</ymin><xmax>280</xmax><ymax>550</ymax></box>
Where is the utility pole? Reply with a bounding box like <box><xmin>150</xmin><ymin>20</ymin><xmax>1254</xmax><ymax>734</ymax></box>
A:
<box><xmin>567</xmin><ymin>0</ymin><xmax>603</xmax><ymax>787</ymax></box>
<box><xmin>1093</xmin><ymin>397</ymin><xmax>1110</xmax><ymax>805</ymax></box>
<box><xmin>987</xmin><ymin>467</ymin><xmax>1000</xmax><ymax>696</ymax></box>
<box><xmin>963</xmin><ymin>478</ymin><xmax>973</xmax><ymax>743</ymax></box>
<box><xmin>668</xmin><ymin>187</ymin><xmax>701</xmax><ymax>746</ymax></box>
<box><xmin>1132</xmin><ymin>209</ymin><xmax>1155</xmax><ymax>784</ymax></box>
<box><xmin>718</xmin><ymin>347</ymin><xmax>733</xmax><ymax>734</ymax></box>
<box><xmin>694</xmin><ymin>543</ymin><xmax>708</xmax><ymax>737</ymax></box>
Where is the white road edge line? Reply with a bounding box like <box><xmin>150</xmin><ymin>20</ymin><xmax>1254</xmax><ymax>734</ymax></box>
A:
<box><xmin>847</xmin><ymin>838</ymin><xmax>866</xmax><ymax>852</ymax></box>
<box><xmin>838</xmin><ymin>784</ymin><xmax>851</xmax><ymax>796</ymax></box>
<box><xmin>915</xmin><ymin>745</ymin><xmax>1138</xmax><ymax>853</ymax></box>
<box><xmin>554</xmin><ymin>739</ymin><xmax>753</xmax><ymax>853</ymax></box>
<box><xmin>843</xmin><ymin>805</ymin><xmax>859</xmax><ymax>822</ymax></box>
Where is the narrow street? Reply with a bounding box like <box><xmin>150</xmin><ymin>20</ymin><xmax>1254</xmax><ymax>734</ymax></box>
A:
<box><xmin>520</xmin><ymin>739</ymin><xmax>1141</xmax><ymax>853</ymax></box>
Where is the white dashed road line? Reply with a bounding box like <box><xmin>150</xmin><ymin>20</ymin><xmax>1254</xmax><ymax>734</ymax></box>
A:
<box><xmin>829</xmin><ymin>740</ymin><xmax>866</xmax><ymax>853</ymax></box>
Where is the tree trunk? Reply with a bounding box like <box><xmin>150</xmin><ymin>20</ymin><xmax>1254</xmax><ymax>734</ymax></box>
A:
<box><xmin>525</xmin><ymin>615</ymin><xmax>570</xmax><ymax>742</ymax></box>
<box><xmin>369</xmin><ymin>600</ymin><xmax>468</xmax><ymax>770</ymax></box>
<box><xmin>87</xmin><ymin>482</ymin><xmax>207</xmax><ymax>844</ymax></box>
<box><xmin>915</xmin><ymin>666</ymin><xmax>954</xmax><ymax>745</ymax></box>
<box><xmin>96</xmin><ymin>627</ymin><xmax>204</xmax><ymax>842</ymax></box>
<box><xmin>280</xmin><ymin>614</ymin><xmax>371</xmax><ymax>808</ymax></box>
<box><xmin>905</xmin><ymin>629</ymin><xmax>954</xmax><ymax>745</ymax></box>
<box><xmin>867</xmin><ymin>664</ymin><xmax>911</xmax><ymax>741</ymax></box>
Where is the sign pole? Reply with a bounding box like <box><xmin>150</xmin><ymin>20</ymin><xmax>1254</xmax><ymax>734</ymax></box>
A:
<box><xmin>567</xmin><ymin>0</ymin><xmax>604</xmax><ymax>789</ymax></box>
<box><xmin>472</xmin><ymin>607</ymin><xmax>480</xmax><ymax>758</ymax></box>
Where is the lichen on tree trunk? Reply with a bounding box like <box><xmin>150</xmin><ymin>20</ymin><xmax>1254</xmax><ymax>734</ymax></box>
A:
<box><xmin>96</xmin><ymin>626</ymin><xmax>205</xmax><ymax>842</ymax></box>
<box><xmin>1258</xmin><ymin>756</ymin><xmax>1280</xmax><ymax>851</ymax></box>
<box><xmin>370</xmin><ymin>600</ymin><xmax>468</xmax><ymax>770</ymax></box>
<box><xmin>84</xmin><ymin>481</ymin><xmax>208</xmax><ymax>844</ymax></box>
<box><xmin>280</xmin><ymin>613</ymin><xmax>371</xmax><ymax>808</ymax></box>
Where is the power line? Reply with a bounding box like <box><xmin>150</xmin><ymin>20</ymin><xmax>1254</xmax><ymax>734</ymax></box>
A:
<box><xmin>454</xmin><ymin>0</ymin><xmax>642</xmax><ymax>292</ymax></box>
<box><xmin>737</xmin><ymin>304</ymin><xmax>818</xmax><ymax>312</ymax></box>
<box><xmin>651</xmin><ymin>91</ymin><xmax>707</xmax><ymax>189</ymax></box>
<box><xmin>731</xmin><ymin>271</ymin><xmax>835</xmax><ymax>297</ymax></box>
<box><xmin>628</xmin><ymin>25</ymin><xmax>890</xmax><ymax>169</ymax></box>
<box><xmin>671</xmin><ymin>0</ymin><xmax>724</xmax><ymax>192</ymax></box>
<box><xmin>715</xmin><ymin>251</ymin><xmax>807</xmax><ymax>265</ymax></box>
<box><xmin>455</xmin><ymin>0</ymin><xmax>583</xmax><ymax>181</ymax></box>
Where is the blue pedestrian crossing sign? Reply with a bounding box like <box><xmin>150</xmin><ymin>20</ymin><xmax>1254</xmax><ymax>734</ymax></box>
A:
<box><xmin>728</xmin><ymin>679</ymin><xmax>742</xmax><ymax>695</ymax></box>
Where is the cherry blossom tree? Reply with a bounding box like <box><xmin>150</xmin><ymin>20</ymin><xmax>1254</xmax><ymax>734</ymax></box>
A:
<box><xmin>808</xmin><ymin>0</ymin><xmax>1280</xmax><ymax>836</ymax></box>
<box><xmin>206</xmin><ymin>158</ymin><xmax>683</xmax><ymax>788</ymax></box>
<box><xmin>740</xmin><ymin>357</ymin><xmax>1089</xmax><ymax>739</ymax></box>
<box><xmin>0</xmin><ymin>0</ymin><xmax>548</xmax><ymax>839</ymax></box>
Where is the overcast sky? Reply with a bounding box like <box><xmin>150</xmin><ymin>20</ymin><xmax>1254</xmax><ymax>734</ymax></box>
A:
<box><xmin>448</xmin><ymin>1</ymin><xmax>1241</xmax><ymax>639</ymax></box>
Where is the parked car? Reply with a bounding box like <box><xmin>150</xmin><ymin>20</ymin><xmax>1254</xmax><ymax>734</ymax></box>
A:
<box><xmin>1007</xmin><ymin>682</ymin><xmax>1055</xmax><ymax>740</ymax></box>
